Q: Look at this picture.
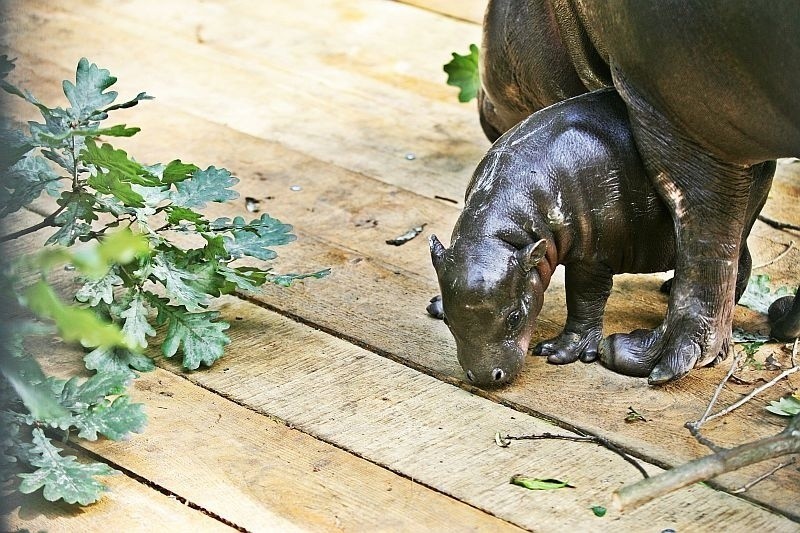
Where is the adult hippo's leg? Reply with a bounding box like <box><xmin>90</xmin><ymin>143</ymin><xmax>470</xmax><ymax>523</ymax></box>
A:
<box><xmin>533</xmin><ymin>262</ymin><xmax>613</xmax><ymax>364</ymax></box>
<box><xmin>599</xmin><ymin>70</ymin><xmax>757</xmax><ymax>384</ymax></box>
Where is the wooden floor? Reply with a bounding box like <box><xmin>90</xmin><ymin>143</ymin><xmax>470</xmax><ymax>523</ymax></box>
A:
<box><xmin>3</xmin><ymin>1</ymin><xmax>799</xmax><ymax>531</ymax></box>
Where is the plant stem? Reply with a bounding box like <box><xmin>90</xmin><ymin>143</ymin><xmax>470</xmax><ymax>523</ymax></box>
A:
<box><xmin>613</xmin><ymin>414</ymin><xmax>800</xmax><ymax>512</ymax></box>
<box><xmin>505</xmin><ymin>431</ymin><xmax>650</xmax><ymax>479</ymax></box>
<box><xmin>0</xmin><ymin>204</ymin><xmax>67</xmax><ymax>243</ymax></box>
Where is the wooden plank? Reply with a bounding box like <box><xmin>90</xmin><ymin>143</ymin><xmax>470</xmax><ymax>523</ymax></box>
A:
<box><xmin>148</xmin><ymin>296</ymin><xmax>798</xmax><ymax>532</ymax></box>
<box><xmin>6</xmin><ymin>42</ymin><xmax>799</xmax><ymax>520</ymax></box>
<box><xmin>397</xmin><ymin>0</ymin><xmax>487</xmax><ymax>24</ymax></box>
<box><xmin>5</xmin><ymin>0</ymin><xmax>487</xmax><ymax>202</ymax></box>
<box><xmin>5</xmin><ymin>0</ymin><xmax>799</xmax><ymax>521</ymax></box>
<box><xmin>3</xmin><ymin>452</ymin><xmax>235</xmax><ymax>532</ymax></box>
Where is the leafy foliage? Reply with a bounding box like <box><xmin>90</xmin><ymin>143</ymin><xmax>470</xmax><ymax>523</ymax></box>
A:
<box><xmin>17</xmin><ymin>428</ymin><xmax>117</xmax><ymax>505</ymax></box>
<box><xmin>444</xmin><ymin>44</ymin><xmax>480</xmax><ymax>103</ymax></box>
<box><xmin>738</xmin><ymin>274</ymin><xmax>792</xmax><ymax>315</ymax></box>
<box><xmin>766</xmin><ymin>394</ymin><xmax>800</xmax><ymax>417</ymax></box>
<box><xmin>510</xmin><ymin>475</ymin><xmax>575</xmax><ymax>490</ymax></box>
<box><xmin>0</xmin><ymin>56</ymin><xmax>327</xmax><ymax>504</ymax></box>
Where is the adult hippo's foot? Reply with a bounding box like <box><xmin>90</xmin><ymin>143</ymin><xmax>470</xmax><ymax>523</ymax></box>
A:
<box><xmin>533</xmin><ymin>329</ymin><xmax>600</xmax><ymax>364</ymax></box>
<box><xmin>769</xmin><ymin>287</ymin><xmax>800</xmax><ymax>341</ymax></box>
<box><xmin>598</xmin><ymin>322</ymin><xmax>727</xmax><ymax>383</ymax></box>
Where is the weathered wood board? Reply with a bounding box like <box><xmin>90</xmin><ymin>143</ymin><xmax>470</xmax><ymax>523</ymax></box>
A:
<box><xmin>2</xmin><ymin>0</ymin><xmax>799</xmax><ymax>530</ymax></box>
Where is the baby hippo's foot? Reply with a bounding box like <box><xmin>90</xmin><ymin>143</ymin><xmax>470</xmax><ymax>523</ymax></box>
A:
<box><xmin>769</xmin><ymin>288</ymin><xmax>800</xmax><ymax>341</ymax></box>
<box><xmin>427</xmin><ymin>295</ymin><xmax>444</xmax><ymax>319</ymax></box>
<box><xmin>533</xmin><ymin>329</ymin><xmax>601</xmax><ymax>365</ymax></box>
<box><xmin>599</xmin><ymin>326</ymin><xmax>725</xmax><ymax>384</ymax></box>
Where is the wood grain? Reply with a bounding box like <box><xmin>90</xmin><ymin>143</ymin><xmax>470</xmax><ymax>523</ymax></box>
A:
<box><xmin>2</xmin><ymin>0</ymin><xmax>798</xmax><ymax>527</ymax></box>
<box><xmin>3</xmin><ymin>453</ymin><xmax>236</xmax><ymax>532</ymax></box>
<box><xmin>397</xmin><ymin>0</ymin><xmax>487</xmax><ymax>23</ymax></box>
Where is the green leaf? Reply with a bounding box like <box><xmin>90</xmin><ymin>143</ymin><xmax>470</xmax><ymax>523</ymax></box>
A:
<box><xmin>0</xmin><ymin>154</ymin><xmax>60</xmax><ymax>217</ymax></box>
<box><xmin>170</xmin><ymin>166</ymin><xmax>239</xmax><ymax>208</ymax></box>
<box><xmin>88</xmin><ymin>170</ymin><xmax>145</xmax><ymax>207</ymax></box>
<box><xmin>53</xmin><ymin>371</ymin><xmax>147</xmax><ymax>440</ymax></box>
<box><xmin>201</xmin><ymin>234</ymin><xmax>228</xmax><ymax>261</ymax></box>
<box><xmin>267</xmin><ymin>268</ymin><xmax>330</xmax><ymax>288</ymax></box>
<box><xmin>738</xmin><ymin>274</ymin><xmax>792</xmax><ymax>315</ymax></box>
<box><xmin>118</xmin><ymin>291</ymin><xmax>156</xmax><ymax>350</ymax></box>
<box><xmin>444</xmin><ymin>44</ymin><xmax>480</xmax><ymax>103</ymax></box>
<box><xmin>62</xmin><ymin>58</ymin><xmax>118</xmax><ymax>120</ymax></box>
<box><xmin>24</xmin><ymin>281</ymin><xmax>127</xmax><ymax>348</ymax></box>
<box><xmin>222</xmin><ymin>214</ymin><xmax>296</xmax><ymax>260</ymax></box>
<box><xmin>17</xmin><ymin>428</ymin><xmax>117</xmax><ymax>505</ymax></box>
<box><xmin>49</xmin><ymin>229</ymin><xmax>150</xmax><ymax>281</ymax></box>
<box><xmin>81</xmin><ymin>139</ymin><xmax>159</xmax><ymax>187</ymax></box>
<box><xmin>591</xmin><ymin>506</ymin><xmax>607</xmax><ymax>517</ymax></box>
<box><xmin>98</xmin><ymin>91</ymin><xmax>153</xmax><ymax>115</ymax></box>
<box><xmin>166</xmin><ymin>206</ymin><xmax>208</xmax><ymax>229</ymax></box>
<box><xmin>766</xmin><ymin>396</ymin><xmax>800</xmax><ymax>417</ymax></box>
<box><xmin>162</xmin><ymin>159</ymin><xmax>199</xmax><ymax>184</ymax></box>
<box><xmin>510</xmin><ymin>475</ymin><xmax>575</xmax><ymax>490</ymax></box>
<box><xmin>37</xmin><ymin>124</ymin><xmax>141</xmax><ymax>144</ymax></box>
<box><xmin>218</xmin><ymin>265</ymin><xmax>270</xmax><ymax>292</ymax></box>
<box><xmin>150</xmin><ymin>253</ymin><xmax>211</xmax><ymax>311</ymax></box>
<box><xmin>75</xmin><ymin>270</ymin><xmax>123</xmax><ymax>307</ymax></box>
<box><xmin>0</xmin><ymin>124</ymin><xmax>35</xmax><ymax>168</ymax></box>
<box><xmin>46</xmin><ymin>191</ymin><xmax>98</xmax><ymax>246</ymax></box>
<box><xmin>151</xmin><ymin>298</ymin><xmax>230</xmax><ymax>370</ymax></box>
<box><xmin>0</xmin><ymin>352</ymin><xmax>69</xmax><ymax>422</ymax></box>
<box><xmin>84</xmin><ymin>346</ymin><xmax>155</xmax><ymax>376</ymax></box>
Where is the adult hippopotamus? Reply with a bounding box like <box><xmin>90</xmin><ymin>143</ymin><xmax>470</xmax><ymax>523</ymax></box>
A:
<box><xmin>471</xmin><ymin>0</ymin><xmax>800</xmax><ymax>384</ymax></box>
<box><xmin>430</xmin><ymin>89</ymin><xmax>774</xmax><ymax>386</ymax></box>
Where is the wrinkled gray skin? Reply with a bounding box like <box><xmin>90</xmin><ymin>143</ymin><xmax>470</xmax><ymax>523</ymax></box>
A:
<box><xmin>430</xmin><ymin>89</ymin><xmax>773</xmax><ymax>387</ymax></box>
<box><xmin>470</xmin><ymin>0</ymin><xmax>800</xmax><ymax>385</ymax></box>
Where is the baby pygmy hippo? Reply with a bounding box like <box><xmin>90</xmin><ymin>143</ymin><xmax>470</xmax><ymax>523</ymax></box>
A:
<box><xmin>430</xmin><ymin>88</ymin><xmax>768</xmax><ymax>387</ymax></box>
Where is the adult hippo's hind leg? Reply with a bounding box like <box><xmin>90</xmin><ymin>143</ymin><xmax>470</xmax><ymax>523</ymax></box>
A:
<box><xmin>599</xmin><ymin>72</ymin><xmax>756</xmax><ymax>384</ymax></box>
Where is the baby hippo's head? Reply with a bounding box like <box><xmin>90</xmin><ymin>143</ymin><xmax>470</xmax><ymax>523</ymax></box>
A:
<box><xmin>430</xmin><ymin>235</ymin><xmax>548</xmax><ymax>387</ymax></box>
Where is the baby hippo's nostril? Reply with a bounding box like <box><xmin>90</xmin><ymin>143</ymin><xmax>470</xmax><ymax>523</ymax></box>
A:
<box><xmin>492</xmin><ymin>368</ymin><xmax>505</xmax><ymax>382</ymax></box>
<box><xmin>466</xmin><ymin>370</ymin><xmax>476</xmax><ymax>382</ymax></box>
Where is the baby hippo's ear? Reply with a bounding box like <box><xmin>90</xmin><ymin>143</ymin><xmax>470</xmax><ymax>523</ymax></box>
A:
<box><xmin>430</xmin><ymin>234</ymin><xmax>446</xmax><ymax>271</ymax></box>
<box><xmin>517</xmin><ymin>239</ymin><xmax>548</xmax><ymax>272</ymax></box>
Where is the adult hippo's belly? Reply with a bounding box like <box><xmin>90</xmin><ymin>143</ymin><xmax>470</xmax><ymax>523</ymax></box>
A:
<box><xmin>479</xmin><ymin>0</ymin><xmax>800</xmax><ymax>384</ymax></box>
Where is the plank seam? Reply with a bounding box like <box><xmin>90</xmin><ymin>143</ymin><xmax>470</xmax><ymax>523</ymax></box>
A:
<box><xmin>62</xmin><ymin>435</ymin><xmax>249</xmax><ymax>533</ymax></box>
<box><xmin>160</xmin><ymin>362</ymin><xmax>530</xmax><ymax>531</ymax></box>
<box><xmin>232</xmin><ymin>291</ymin><xmax>800</xmax><ymax>523</ymax></box>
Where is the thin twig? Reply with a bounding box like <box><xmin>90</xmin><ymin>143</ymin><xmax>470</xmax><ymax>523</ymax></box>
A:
<box><xmin>0</xmin><ymin>204</ymin><xmax>67</xmax><ymax>243</ymax></box>
<box><xmin>505</xmin><ymin>432</ymin><xmax>650</xmax><ymax>479</ymax></box>
<box><xmin>792</xmin><ymin>338</ymin><xmax>798</xmax><ymax>368</ymax></box>
<box><xmin>704</xmin><ymin>365</ymin><xmax>800</xmax><ymax>423</ymax></box>
<box><xmin>731</xmin><ymin>458</ymin><xmax>796</xmax><ymax>494</ymax></box>
<box><xmin>753</xmin><ymin>240</ymin><xmax>795</xmax><ymax>269</ymax></box>
<box><xmin>614</xmin><ymin>414</ymin><xmax>800</xmax><ymax>512</ymax></box>
<box><xmin>685</xmin><ymin>353</ymin><xmax>742</xmax><ymax>452</ymax></box>
<box><xmin>758</xmin><ymin>214</ymin><xmax>800</xmax><ymax>233</ymax></box>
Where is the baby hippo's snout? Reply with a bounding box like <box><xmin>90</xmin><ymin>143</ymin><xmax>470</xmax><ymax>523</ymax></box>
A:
<box><xmin>465</xmin><ymin>367</ymin><xmax>510</xmax><ymax>385</ymax></box>
<box><xmin>459</xmin><ymin>342</ymin><xmax>526</xmax><ymax>387</ymax></box>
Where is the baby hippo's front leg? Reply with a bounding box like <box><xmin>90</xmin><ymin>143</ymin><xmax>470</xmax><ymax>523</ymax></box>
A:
<box><xmin>533</xmin><ymin>263</ymin><xmax>613</xmax><ymax>365</ymax></box>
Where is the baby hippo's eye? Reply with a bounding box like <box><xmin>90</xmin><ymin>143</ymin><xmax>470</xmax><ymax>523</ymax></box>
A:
<box><xmin>507</xmin><ymin>309</ymin><xmax>524</xmax><ymax>330</ymax></box>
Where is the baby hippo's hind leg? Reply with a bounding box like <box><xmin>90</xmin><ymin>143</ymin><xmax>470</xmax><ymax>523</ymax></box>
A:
<box><xmin>769</xmin><ymin>287</ymin><xmax>800</xmax><ymax>341</ymax></box>
<box><xmin>534</xmin><ymin>263</ymin><xmax>613</xmax><ymax>364</ymax></box>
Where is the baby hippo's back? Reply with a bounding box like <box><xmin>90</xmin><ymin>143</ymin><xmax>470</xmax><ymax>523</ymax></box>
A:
<box><xmin>492</xmin><ymin>88</ymin><xmax>676</xmax><ymax>274</ymax></box>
